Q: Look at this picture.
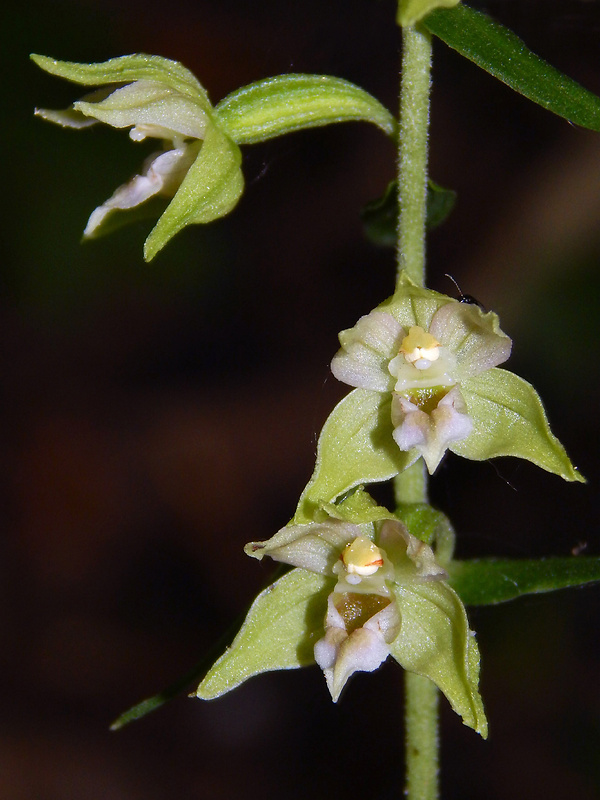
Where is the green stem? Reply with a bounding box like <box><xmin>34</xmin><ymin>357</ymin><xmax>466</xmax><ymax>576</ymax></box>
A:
<box><xmin>395</xmin><ymin>460</ymin><xmax>439</xmax><ymax>800</ymax></box>
<box><xmin>397</xmin><ymin>25</ymin><xmax>432</xmax><ymax>288</ymax></box>
<box><xmin>396</xmin><ymin>22</ymin><xmax>438</xmax><ymax>800</ymax></box>
<box><xmin>405</xmin><ymin>671</ymin><xmax>440</xmax><ymax>800</ymax></box>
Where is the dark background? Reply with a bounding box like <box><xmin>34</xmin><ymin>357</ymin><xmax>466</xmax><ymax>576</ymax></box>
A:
<box><xmin>2</xmin><ymin>1</ymin><xmax>600</xmax><ymax>798</ymax></box>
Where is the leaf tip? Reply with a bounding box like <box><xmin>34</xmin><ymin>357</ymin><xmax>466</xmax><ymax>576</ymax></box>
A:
<box><xmin>143</xmin><ymin>230</ymin><xmax>163</xmax><ymax>262</ymax></box>
<box><xmin>570</xmin><ymin>466</ymin><xmax>587</xmax><ymax>484</ymax></box>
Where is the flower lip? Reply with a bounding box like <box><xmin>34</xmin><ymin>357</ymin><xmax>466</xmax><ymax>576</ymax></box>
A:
<box><xmin>82</xmin><ymin>145</ymin><xmax>199</xmax><ymax>238</ymax></box>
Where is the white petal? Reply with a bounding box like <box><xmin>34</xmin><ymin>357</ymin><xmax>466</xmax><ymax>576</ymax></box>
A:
<box><xmin>34</xmin><ymin>107</ymin><xmax>97</xmax><ymax>129</ymax></box>
<box><xmin>74</xmin><ymin>80</ymin><xmax>209</xmax><ymax>140</ymax></box>
<box><xmin>378</xmin><ymin>520</ymin><xmax>447</xmax><ymax>582</ymax></box>
<box><xmin>83</xmin><ymin>147</ymin><xmax>196</xmax><ymax>237</ymax></box>
<box><xmin>346</xmin><ymin>311</ymin><xmax>404</xmax><ymax>353</ymax></box>
<box><xmin>245</xmin><ymin>519</ymin><xmax>363</xmax><ymax>575</ymax></box>
<box><xmin>331</xmin><ymin>311</ymin><xmax>402</xmax><ymax>391</ymax></box>
<box><xmin>331</xmin><ymin>349</ymin><xmax>393</xmax><ymax>391</ymax></box>
<box><xmin>429</xmin><ymin>302</ymin><xmax>511</xmax><ymax>379</ymax></box>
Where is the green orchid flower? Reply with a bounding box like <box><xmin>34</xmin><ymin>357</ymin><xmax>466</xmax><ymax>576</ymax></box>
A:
<box><xmin>32</xmin><ymin>54</ymin><xmax>243</xmax><ymax>261</ymax></box>
<box><xmin>197</xmin><ymin>508</ymin><xmax>487</xmax><ymax>736</ymax></box>
<box><xmin>328</xmin><ymin>271</ymin><xmax>583</xmax><ymax>480</ymax></box>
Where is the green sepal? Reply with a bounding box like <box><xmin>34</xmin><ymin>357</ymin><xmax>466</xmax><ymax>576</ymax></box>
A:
<box><xmin>143</xmin><ymin>124</ymin><xmax>244</xmax><ymax>261</ymax></box>
<box><xmin>214</xmin><ymin>74</ymin><xmax>397</xmax><ymax>144</ymax></box>
<box><xmin>389</xmin><ymin>580</ymin><xmax>487</xmax><ymax>736</ymax></box>
<box><xmin>361</xmin><ymin>179</ymin><xmax>456</xmax><ymax>248</ymax></box>
<box><xmin>423</xmin><ymin>6</ymin><xmax>600</xmax><ymax>131</ymax></box>
<box><xmin>383</xmin><ymin>269</ymin><xmax>450</xmax><ymax>321</ymax></box>
<box><xmin>454</xmin><ymin>369</ymin><xmax>584</xmax><ymax>482</ymax></box>
<box><xmin>449</xmin><ymin>556</ymin><xmax>600</xmax><ymax>606</ymax></box>
<box><xmin>31</xmin><ymin>53</ymin><xmax>211</xmax><ymax>108</ymax></box>
<box><xmin>294</xmin><ymin>388</ymin><xmax>415</xmax><ymax>524</ymax></box>
<box><xmin>397</xmin><ymin>0</ymin><xmax>460</xmax><ymax>28</ymax></box>
<box><xmin>196</xmin><ymin>569</ymin><xmax>331</xmax><ymax>699</ymax></box>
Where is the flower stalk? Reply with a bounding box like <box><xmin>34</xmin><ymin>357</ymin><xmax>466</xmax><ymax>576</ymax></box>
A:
<box><xmin>397</xmin><ymin>25</ymin><xmax>432</xmax><ymax>289</ymax></box>
<box><xmin>405</xmin><ymin>671</ymin><xmax>440</xmax><ymax>800</ymax></box>
<box><xmin>397</xmin><ymin>22</ymin><xmax>438</xmax><ymax>800</ymax></box>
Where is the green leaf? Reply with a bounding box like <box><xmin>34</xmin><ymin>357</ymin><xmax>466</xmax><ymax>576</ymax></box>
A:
<box><xmin>196</xmin><ymin>569</ymin><xmax>331</xmax><ymax>699</ymax></box>
<box><xmin>397</xmin><ymin>0</ymin><xmax>460</xmax><ymax>28</ymax></box>
<box><xmin>449</xmin><ymin>556</ymin><xmax>600</xmax><ymax>606</ymax></box>
<box><xmin>144</xmin><ymin>124</ymin><xmax>243</xmax><ymax>261</ymax></box>
<box><xmin>214</xmin><ymin>74</ymin><xmax>397</xmax><ymax>144</ymax></box>
<box><xmin>426</xmin><ymin>179</ymin><xmax>457</xmax><ymax>229</ymax></box>
<box><xmin>389</xmin><ymin>580</ymin><xmax>487</xmax><ymax>736</ymax></box>
<box><xmin>294</xmin><ymin>389</ymin><xmax>414</xmax><ymax>523</ymax></box>
<box><xmin>31</xmin><ymin>53</ymin><xmax>211</xmax><ymax>107</ymax></box>
<box><xmin>454</xmin><ymin>369</ymin><xmax>584</xmax><ymax>482</ymax></box>
<box><xmin>361</xmin><ymin>179</ymin><xmax>456</xmax><ymax>248</ymax></box>
<box><xmin>361</xmin><ymin>181</ymin><xmax>397</xmax><ymax>248</ymax></box>
<box><xmin>423</xmin><ymin>5</ymin><xmax>600</xmax><ymax>131</ymax></box>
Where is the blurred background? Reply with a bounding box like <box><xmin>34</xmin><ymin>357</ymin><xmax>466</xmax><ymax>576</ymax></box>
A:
<box><xmin>2</xmin><ymin>1</ymin><xmax>600</xmax><ymax>798</ymax></box>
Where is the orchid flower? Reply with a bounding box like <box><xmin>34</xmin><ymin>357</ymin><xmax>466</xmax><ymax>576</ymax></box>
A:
<box><xmin>322</xmin><ymin>272</ymin><xmax>583</xmax><ymax>481</ymax></box>
<box><xmin>32</xmin><ymin>54</ymin><xmax>243</xmax><ymax>261</ymax></box>
<box><xmin>197</xmin><ymin>507</ymin><xmax>487</xmax><ymax>735</ymax></box>
<box><xmin>331</xmin><ymin>280</ymin><xmax>511</xmax><ymax>472</ymax></box>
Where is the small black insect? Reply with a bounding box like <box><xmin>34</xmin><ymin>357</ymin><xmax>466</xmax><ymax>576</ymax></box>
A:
<box><xmin>444</xmin><ymin>274</ymin><xmax>485</xmax><ymax>310</ymax></box>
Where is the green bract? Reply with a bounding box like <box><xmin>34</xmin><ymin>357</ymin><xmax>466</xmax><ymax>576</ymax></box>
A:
<box><xmin>214</xmin><ymin>74</ymin><xmax>397</xmax><ymax>144</ymax></box>
<box><xmin>397</xmin><ymin>0</ymin><xmax>460</xmax><ymax>29</ymax></box>
<box><xmin>32</xmin><ymin>53</ymin><xmax>242</xmax><ymax>261</ymax></box>
<box><xmin>197</xmin><ymin>499</ymin><xmax>487</xmax><ymax>736</ymax></box>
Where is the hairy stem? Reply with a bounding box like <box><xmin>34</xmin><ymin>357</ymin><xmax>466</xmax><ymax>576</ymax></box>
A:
<box><xmin>405</xmin><ymin>671</ymin><xmax>440</xmax><ymax>800</ymax></box>
<box><xmin>395</xmin><ymin>460</ymin><xmax>439</xmax><ymax>800</ymax></box>
<box><xmin>396</xmin><ymin>22</ymin><xmax>438</xmax><ymax>800</ymax></box>
<box><xmin>397</xmin><ymin>25</ymin><xmax>432</xmax><ymax>288</ymax></box>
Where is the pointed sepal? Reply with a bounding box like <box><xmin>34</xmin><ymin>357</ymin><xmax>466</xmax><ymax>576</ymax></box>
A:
<box><xmin>196</xmin><ymin>569</ymin><xmax>330</xmax><ymax>699</ymax></box>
